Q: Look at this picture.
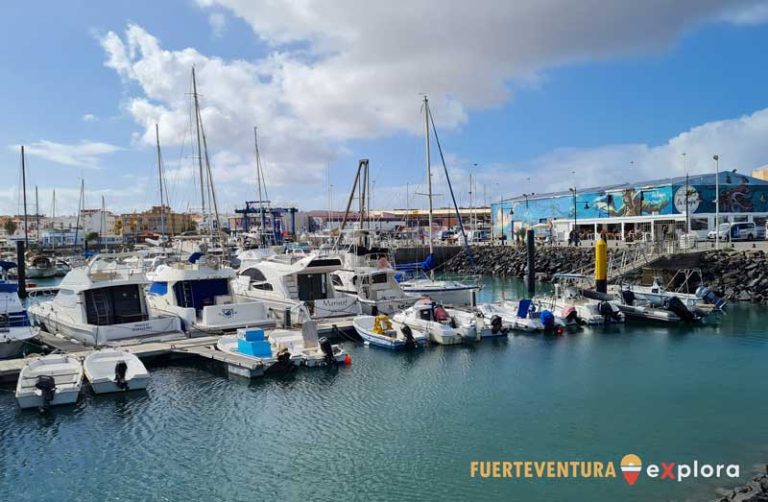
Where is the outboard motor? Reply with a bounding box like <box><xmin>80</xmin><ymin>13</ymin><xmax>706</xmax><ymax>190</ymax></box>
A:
<box><xmin>319</xmin><ymin>337</ymin><xmax>335</xmax><ymax>366</ymax></box>
<box><xmin>621</xmin><ymin>289</ymin><xmax>635</xmax><ymax>306</ymax></box>
<box><xmin>449</xmin><ymin>317</ymin><xmax>458</xmax><ymax>329</ymax></box>
<box><xmin>490</xmin><ymin>315</ymin><xmax>503</xmax><ymax>335</ymax></box>
<box><xmin>540</xmin><ymin>310</ymin><xmax>555</xmax><ymax>331</ymax></box>
<box><xmin>35</xmin><ymin>375</ymin><xmax>56</xmax><ymax>412</ymax></box>
<box><xmin>696</xmin><ymin>286</ymin><xmax>727</xmax><ymax>310</ymax></box>
<box><xmin>114</xmin><ymin>361</ymin><xmax>129</xmax><ymax>390</ymax></box>
<box><xmin>400</xmin><ymin>324</ymin><xmax>416</xmax><ymax>350</ymax></box>
<box><xmin>598</xmin><ymin>301</ymin><xmax>621</xmax><ymax>322</ymax></box>
<box><xmin>665</xmin><ymin>296</ymin><xmax>697</xmax><ymax>323</ymax></box>
<box><xmin>265</xmin><ymin>348</ymin><xmax>297</xmax><ymax>374</ymax></box>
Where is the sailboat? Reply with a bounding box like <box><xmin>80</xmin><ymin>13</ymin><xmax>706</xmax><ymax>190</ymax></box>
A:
<box><xmin>397</xmin><ymin>96</ymin><xmax>479</xmax><ymax>306</ymax></box>
<box><xmin>146</xmin><ymin>68</ymin><xmax>275</xmax><ymax>335</ymax></box>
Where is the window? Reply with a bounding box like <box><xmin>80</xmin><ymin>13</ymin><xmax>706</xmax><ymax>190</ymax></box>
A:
<box><xmin>252</xmin><ymin>283</ymin><xmax>273</xmax><ymax>291</ymax></box>
<box><xmin>371</xmin><ymin>273</ymin><xmax>388</xmax><ymax>284</ymax></box>
<box><xmin>240</xmin><ymin>268</ymin><xmax>267</xmax><ymax>282</ymax></box>
<box><xmin>733</xmin><ymin>215</ymin><xmax>748</xmax><ymax>223</ymax></box>
<box><xmin>330</xmin><ymin>274</ymin><xmax>343</xmax><ymax>287</ymax></box>
<box><xmin>690</xmin><ymin>218</ymin><xmax>708</xmax><ymax>231</ymax></box>
<box><xmin>754</xmin><ymin>216</ymin><xmax>767</xmax><ymax>227</ymax></box>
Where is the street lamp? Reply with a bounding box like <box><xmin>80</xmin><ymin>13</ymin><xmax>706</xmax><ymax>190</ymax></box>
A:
<box><xmin>569</xmin><ymin>187</ymin><xmax>578</xmax><ymax>245</ymax></box>
<box><xmin>713</xmin><ymin>154</ymin><xmax>720</xmax><ymax>250</ymax></box>
<box><xmin>682</xmin><ymin>152</ymin><xmax>689</xmax><ymax>234</ymax></box>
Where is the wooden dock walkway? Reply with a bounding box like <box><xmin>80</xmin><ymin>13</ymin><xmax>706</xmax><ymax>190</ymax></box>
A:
<box><xmin>0</xmin><ymin>317</ymin><xmax>357</xmax><ymax>384</ymax></box>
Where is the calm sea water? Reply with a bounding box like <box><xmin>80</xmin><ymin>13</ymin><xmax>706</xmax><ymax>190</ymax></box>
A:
<box><xmin>2</xmin><ymin>276</ymin><xmax>768</xmax><ymax>501</ymax></box>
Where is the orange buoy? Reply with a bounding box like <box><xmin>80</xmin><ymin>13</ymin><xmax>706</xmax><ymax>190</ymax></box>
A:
<box><xmin>344</xmin><ymin>354</ymin><xmax>352</xmax><ymax>366</ymax></box>
<box><xmin>556</xmin><ymin>325</ymin><xmax>565</xmax><ymax>336</ymax></box>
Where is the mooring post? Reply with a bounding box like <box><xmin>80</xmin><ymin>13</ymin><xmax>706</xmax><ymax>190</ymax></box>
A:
<box><xmin>595</xmin><ymin>236</ymin><xmax>608</xmax><ymax>294</ymax></box>
<box><xmin>16</xmin><ymin>240</ymin><xmax>27</xmax><ymax>299</ymax></box>
<box><xmin>526</xmin><ymin>229</ymin><xmax>535</xmax><ymax>295</ymax></box>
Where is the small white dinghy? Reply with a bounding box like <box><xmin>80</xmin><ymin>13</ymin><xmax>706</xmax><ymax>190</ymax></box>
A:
<box><xmin>15</xmin><ymin>354</ymin><xmax>83</xmax><ymax>410</ymax></box>
<box><xmin>268</xmin><ymin>321</ymin><xmax>349</xmax><ymax>367</ymax></box>
<box><xmin>353</xmin><ymin>315</ymin><xmax>428</xmax><ymax>350</ymax></box>
<box><xmin>84</xmin><ymin>349</ymin><xmax>150</xmax><ymax>394</ymax></box>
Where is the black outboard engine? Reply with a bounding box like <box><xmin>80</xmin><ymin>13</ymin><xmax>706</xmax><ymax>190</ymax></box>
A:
<box><xmin>114</xmin><ymin>361</ymin><xmax>129</xmax><ymax>391</ymax></box>
<box><xmin>35</xmin><ymin>375</ymin><xmax>56</xmax><ymax>412</ymax></box>
<box><xmin>400</xmin><ymin>324</ymin><xmax>416</xmax><ymax>350</ymax></box>
<box><xmin>621</xmin><ymin>289</ymin><xmax>635</xmax><ymax>306</ymax></box>
<box><xmin>449</xmin><ymin>317</ymin><xmax>458</xmax><ymax>329</ymax></box>
<box><xmin>490</xmin><ymin>315</ymin><xmax>503</xmax><ymax>335</ymax></box>
<box><xmin>319</xmin><ymin>337</ymin><xmax>335</xmax><ymax>366</ymax></box>
<box><xmin>266</xmin><ymin>348</ymin><xmax>296</xmax><ymax>374</ymax></box>
<box><xmin>665</xmin><ymin>296</ymin><xmax>696</xmax><ymax>322</ymax></box>
<box><xmin>598</xmin><ymin>301</ymin><xmax>621</xmax><ymax>322</ymax></box>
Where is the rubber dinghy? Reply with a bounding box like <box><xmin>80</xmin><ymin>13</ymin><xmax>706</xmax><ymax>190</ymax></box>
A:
<box><xmin>84</xmin><ymin>349</ymin><xmax>150</xmax><ymax>394</ymax></box>
<box><xmin>353</xmin><ymin>314</ymin><xmax>428</xmax><ymax>350</ymax></box>
<box><xmin>15</xmin><ymin>354</ymin><xmax>83</xmax><ymax>411</ymax></box>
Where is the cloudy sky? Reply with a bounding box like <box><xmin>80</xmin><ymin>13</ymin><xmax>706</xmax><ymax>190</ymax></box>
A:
<box><xmin>2</xmin><ymin>0</ymin><xmax>768</xmax><ymax>215</ymax></box>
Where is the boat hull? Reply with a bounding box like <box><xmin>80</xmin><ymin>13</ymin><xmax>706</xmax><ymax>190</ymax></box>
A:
<box><xmin>89</xmin><ymin>376</ymin><xmax>150</xmax><ymax>394</ymax></box>
<box><xmin>401</xmin><ymin>285</ymin><xmax>477</xmax><ymax>307</ymax></box>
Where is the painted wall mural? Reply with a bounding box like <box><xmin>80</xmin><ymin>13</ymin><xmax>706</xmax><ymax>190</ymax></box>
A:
<box><xmin>491</xmin><ymin>177</ymin><xmax>768</xmax><ymax>238</ymax></box>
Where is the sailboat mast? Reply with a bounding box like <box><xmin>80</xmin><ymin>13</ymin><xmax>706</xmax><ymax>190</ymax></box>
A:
<box><xmin>35</xmin><ymin>186</ymin><xmax>40</xmax><ymax>243</ymax></box>
<box><xmin>199</xmin><ymin>112</ymin><xmax>220</xmax><ymax>241</ymax></box>
<box><xmin>74</xmin><ymin>179</ymin><xmax>84</xmax><ymax>252</ymax></box>
<box><xmin>52</xmin><ymin>189</ymin><xmax>56</xmax><ymax>255</ymax></box>
<box><xmin>100</xmin><ymin>195</ymin><xmax>105</xmax><ymax>249</ymax></box>
<box><xmin>21</xmin><ymin>146</ymin><xmax>28</xmax><ymax>247</ymax></box>
<box><xmin>254</xmin><ymin>127</ymin><xmax>266</xmax><ymax>242</ymax></box>
<box><xmin>155</xmin><ymin>123</ymin><xmax>165</xmax><ymax>238</ymax></box>
<box><xmin>191</xmin><ymin>68</ymin><xmax>206</xmax><ymax>222</ymax></box>
<box><xmin>423</xmin><ymin>96</ymin><xmax>434</xmax><ymax>257</ymax></box>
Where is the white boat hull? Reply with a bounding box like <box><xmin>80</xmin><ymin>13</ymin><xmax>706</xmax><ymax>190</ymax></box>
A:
<box><xmin>0</xmin><ymin>327</ymin><xmax>38</xmax><ymax>359</ymax></box>
<box><xmin>353</xmin><ymin>316</ymin><xmax>427</xmax><ymax>350</ymax></box>
<box><xmin>89</xmin><ymin>376</ymin><xmax>150</xmax><ymax>394</ymax></box>
<box><xmin>400</xmin><ymin>282</ymin><xmax>478</xmax><ymax>307</ymax></box>
<box><xmin>84</xmin><ymin>350</ymin><xmax>150</xmax><ymax>394</ymax></box>
<box><xmin>15</xmin><ymin>355</ymin><xmax>83</xmax><ymax>409</ymax></box>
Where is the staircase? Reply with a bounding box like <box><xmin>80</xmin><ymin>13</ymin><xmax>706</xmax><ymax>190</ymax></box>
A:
<box><xmin>90</xmin><ymin>291</ymin><xmax>112</xmax><ymax>326</ymax></box>
<box><xmin>570</xmin><ymin>241</ymin><xmax>668</xmax><ymax>281</ymax></box>
<box><xmin>179</xmin><ymin>282</ymin><xmax>195</xmax><ymax>308</ymax></box>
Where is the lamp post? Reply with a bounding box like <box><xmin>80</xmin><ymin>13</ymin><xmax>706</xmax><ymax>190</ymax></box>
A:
<box><xmin>499</xmin><ymin>194</ymin><xmax>505</xmax><ymax>247</ymax></box>
<box><xmin>682</xmin><ymin>152</ymin><xmax>689</xmax><ymax>234</ymax></box>
<box><xmin>569</xmin><ymin>187</ymin><xmax>578</xmax><ymax>246</ymax></box>
<box><xmin>713</xmin><ymin>154</ymin><xmax>720</xmax><ymax>250</ymax></box>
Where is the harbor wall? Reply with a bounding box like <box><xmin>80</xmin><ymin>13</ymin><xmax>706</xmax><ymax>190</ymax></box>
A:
<box><xmin>394</xmin><ymin>246</ymin><xmax>463</xmax><ymax>266</ymax></box>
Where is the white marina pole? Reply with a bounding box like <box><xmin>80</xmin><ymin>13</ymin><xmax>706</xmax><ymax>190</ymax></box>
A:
<box><xmin>714</xmin><ymin>154</ymin><xmax>720</xmax><ymax>250</ymax></box>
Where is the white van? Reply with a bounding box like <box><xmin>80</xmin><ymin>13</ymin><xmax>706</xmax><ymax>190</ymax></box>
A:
<box><xmin>708</xmin><ymin>222</ymin><xmax>765</xmax><ymax>241</ymax></box>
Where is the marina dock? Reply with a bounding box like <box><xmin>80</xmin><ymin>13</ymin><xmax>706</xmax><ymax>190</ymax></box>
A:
<box><xmin>0</xmin><ymin>317</ymin><xmax>357</xmax><ymax>384</ymax></box>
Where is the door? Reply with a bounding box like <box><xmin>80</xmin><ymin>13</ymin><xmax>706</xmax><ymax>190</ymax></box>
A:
<box><xmin>297</xmin><ymin>273</ymin><xmax>327</xmax><ymax>301</ymax></box>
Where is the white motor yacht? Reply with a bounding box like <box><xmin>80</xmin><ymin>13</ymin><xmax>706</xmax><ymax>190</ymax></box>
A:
<box><xmin>393</xmin><ymin>299</ymin><xmax>482</xmax><ymax>345</ymax></box>
<box><xmin>332</xmin><ymin>267</ymin><xmax>418</xmax><ymax>315</ymax></box>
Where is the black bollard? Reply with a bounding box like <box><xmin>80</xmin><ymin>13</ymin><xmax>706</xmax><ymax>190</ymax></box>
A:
<box><xmin>16</xmin><ymin>240</ymin><xmax>27</xmax><ymax>299</ymax></box>
<box><xmin>526</xmin><ymin>229</ymin><xmax>535</xmax><ymax>296</ymax></box>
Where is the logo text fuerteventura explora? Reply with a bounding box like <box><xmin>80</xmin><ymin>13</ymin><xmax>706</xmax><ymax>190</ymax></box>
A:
<box><xmin>470</xmin><ymin>455</ymin><xmax>740</xmax><ymax>485</ymax></box>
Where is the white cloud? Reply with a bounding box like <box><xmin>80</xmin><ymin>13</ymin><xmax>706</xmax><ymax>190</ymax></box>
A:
<box><xmin>208</xmin><ymin>12</ymin><xmax>227</xmax><ymax>37</ymax></box>
<box><xmin>12</xmin><ymin>140</ymin><xmax>122</xmax><ymax>169</ymax></box>
<box><xmin>97</xmin><ymin>1</ymin><xmax>768</xmax><ymax>211</ymax></box>
<box><xmin>82</xmin><ymin>113</ymin><xmax>97</xmax><ymax>122</ymax></box>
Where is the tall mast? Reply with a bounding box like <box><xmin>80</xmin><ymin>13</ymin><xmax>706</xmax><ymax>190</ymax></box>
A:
<box><xmin>100</xmin><ymin>195</ymin><xmax>105</xmax><ymax>249</ymax></box>
<box><xmin>254</xmin><ymin>127</ymin><xmax>266</xmax><ymax>243</ymax></box>
<box><xmin>469</xmin><ymin>171</ymin><xmax>474</xmax><ymax>235</ymax></box>
<box><xmin>74</xmin><ymin>179</ymin><xmax>84</xmax><ymax>252</ymax></box>
<box><xmin>35</xmin><ymin>185</ymin><xmax>40</xmax><ymax>243</ymax></box>
<box><xmin>155</xmin><ymin>123</ymin><xmax>166</xmax><ymax>238</ymax></box>
<box><xmin>21</xmin><ymin>146</ymin><xmax>29</xmax><ymax>247</ymax></box>
<box><xmin>198</xmin><ymin>107</ymin><xmax>220</xmax><ymax>241</ymax></box>
<box><xmin>423</xmin><ymin>96</ymin><xmax>434</xmax><ymax>259</ymax></box>
<box><xmin>51</xmin><ymin>189</ymin><xmax>56</xmax><ymax>255</ymax></box>
<box><xmin>191</xmin><ymin>68</ymin><xmax>206</xmax><ymax>223</ymax></box>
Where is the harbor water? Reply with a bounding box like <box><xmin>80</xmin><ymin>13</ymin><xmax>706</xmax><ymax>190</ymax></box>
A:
<box><xmin>2</xmin><ymin>275</ymin><xmax>768</xmax><ymax>501</ymax></box>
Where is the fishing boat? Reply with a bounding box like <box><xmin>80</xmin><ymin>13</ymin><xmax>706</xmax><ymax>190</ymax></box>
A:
<box><xmin>233</xmin><ymin>253</ymin><xmax>360</xmax><ymax>325</ymax></box>
<box><xmin>217</xmin><ymin>327</ymin><xmax>300</xmax><ymax>373</ymax></box>
<box><xmin>147</xmin><ymin>254</ymin><xmax>275</xmax><ymax>335</ymax></box>
<box><xmin>83</xmin><ymin>349</ymin><xmax>150</xmax><ymax>394</ymax></box>
<box><xmin>28</xmin><ymin>258</ymin><xmax>183</xmax><ymax>346</ymax></box>
<box><xmin>0</xmin><ymin>266</ymin><xmax>39</xmax><ymax>358</ymax></box>
<box><xmin>15</xmin><ymin>354</ymin><xmax>83</xmax><ymax>410</ymax></box>
<box><xmin>393</xmin><ymin>299</ymin><xmax>482</xmax><ymax>345</ymax></box>
<box><xmin>608</xmin><ymin>276</ymin><xmax>724</xmax><ymax>313</ymax></box>
<box><xmin>476</xmin><ymin>299</ymin><xmax>565</xmax><ymax>334</ymax></box>
<box><xmin>332</xmin><ymin>266</ymin><xmax>418</xmax><ymax>315</ymax></box>
<box><xmin>610</xmin><ymin>285</ymin><xmax>702</xmax><ymax>324</ymax></box>
<box><xmin>352</xmin><ymin>314</ymin><xmax>427</xmax><ymax>350</ymax></box>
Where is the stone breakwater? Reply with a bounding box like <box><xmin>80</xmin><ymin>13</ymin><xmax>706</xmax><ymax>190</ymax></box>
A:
<box><xmin>718</xmin><ymin>472</ymin><xmax>768</xmax><ymax>501</ymax></box>
<box><xmin>442</xmin><ymin>246</ymin><xmax>768</xmax><ymax>304</ymax></box>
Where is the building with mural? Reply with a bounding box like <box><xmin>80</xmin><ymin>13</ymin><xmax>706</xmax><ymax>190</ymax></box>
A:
<box><xmin>491</xmin><ymin>171</ymin><xmax>768</xmax><ymax>243</ymax></box>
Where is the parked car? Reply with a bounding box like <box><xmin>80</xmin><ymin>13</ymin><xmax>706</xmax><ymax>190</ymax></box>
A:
<box><xmin>707</xmin><ymin>222</ymin><xmax>765</xmax><ymax>241</ymax></box>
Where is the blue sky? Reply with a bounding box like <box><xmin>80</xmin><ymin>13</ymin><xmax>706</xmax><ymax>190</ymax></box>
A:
<box><xmin>2</xmin><ymin>1</ymin><xmax>768</xmax><ymax>215</ymax></box>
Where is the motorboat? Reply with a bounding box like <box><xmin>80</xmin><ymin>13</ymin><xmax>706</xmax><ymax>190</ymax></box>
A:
<box><xmin>393</xmin><ymin>299</ymin><xmax>482</xmax><ymax>345</ymax></box>
<box><xmin>147</xmin><ymin>254</ymin><xmax>275</xmax><ymax>335</ymax></box>
<box><xmin>267</xmin><ymin>321</ymin><xmax>348</xmax><ymax>367</ymax></box>
<box><xmin>332</xmin><ymin>267</ymin><xmax>419</xmax><ymax>315</ymax></box>
<box><xmin>476</xmin><ymin>299</ymin><xmax>565</xmax><ymax>334</ymax></box>
<box><xmin>534</xmin><ymin>274</ymin><xmax>624</xmax><ymax>326</ymax></box>
<box><xmin>397</xmin><ymin>267</ymin><xmax>480</xmax><ymax>307</ymax></box>
<box><xmin>0</xmin><ymin>277</ymin><xmax>39</xmax><ymax>359</ymax></box>
<box><xmin>352</xmin><ymin>314</ymin><xmax>428</xmax><ymax>350</ymax></box>
<box><xmin>608</xmin><ymin>276</ymin><xmax>725</xmax><ymax>313</ymax></box>
<box><xmin>232</xmin><ymin>253</ymin><xmax>360</xmax><ymax>325</ymax></box>
<box><xmin>26</xmin><ymin>255</ymin><xmax>57</xmax><ymax>279</ymax></box>
<box><xmin>217</xmin><ymin>327</ymin><xmax>300</xmax><ymax>373</ymax></box>
<box><xmin>53</xmin><ymin>259</ymin><xmax>71</xmax><ymax>277</ymax></box>
<box><xmin>15</xmin><ymin>354</ymin><xmax>83</xmax><ymax>410</ymax></box>
<box><xmin>28</xmin><ymin>258</ymin><xmax>184</xmax><ymax>346</ymax></box>
<box><xmin>611</xmin><ymin>285</ymin><xmax>702</xmax><ymax>324</ymax></box>
<box><xmin>83</xmin><ymin>349</ymin><xmax>150</xmax><ymax>394</ymax></box>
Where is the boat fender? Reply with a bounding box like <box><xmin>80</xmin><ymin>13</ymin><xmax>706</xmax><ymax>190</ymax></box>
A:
<box><xmin>319</xmin><ymin>337</ymin><xmax>335</xmax><ymax>365</ymax></box>
<box><xmin>35</xmin><ymin>375</ymin><xmax>56</xmax><ymax>412</ymax></box>
<box><xmin>114</xmin><ymin>360</ymin><xmax>129</xmax><ymax>390</ymax></box>
<box><xmin>401</xmin><ymin>324</ymin><xmax>416</xmax><ymax>350</ymax></box>
<box><xmin>490</xmin><ymin>315</ymin><xmax>503</xmax><ymax>334</ymax></box>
